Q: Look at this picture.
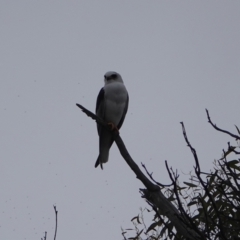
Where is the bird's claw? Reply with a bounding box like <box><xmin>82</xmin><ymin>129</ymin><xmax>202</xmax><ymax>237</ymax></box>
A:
<box><xmin>107</xmin><ymin>122</ymin><xmax>119</xmax><ymax>132</ymax></box>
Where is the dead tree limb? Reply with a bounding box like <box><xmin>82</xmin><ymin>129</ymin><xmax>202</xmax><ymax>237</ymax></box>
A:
<box><xmin>53</xmin><ymin>205</ymin><xmax>58</xmax><ymax>240</ymax></box>
<box><xmin>206</xmin><ymin>109</ymin><xmax>240</xmax><ymax>140</ymax></box>
<box><xmin>76</xmin><ymin>103</ymin><xmax>202</xmax><ymax>239</ymax></box>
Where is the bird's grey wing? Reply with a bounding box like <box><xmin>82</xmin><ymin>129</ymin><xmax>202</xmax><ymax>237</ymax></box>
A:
<box><xmin>96</xmin><ymin>87</ymin><xmax>105</xmax><ymax>135</ymax></box>
<box><xmin>95</xmin><ymin>87</ymin><xmax>114</xmax><ymax>169</ymax></box>
<box><xmin>117</xmin><ymin>93</ymin><xmax>129</xmax><ymax>129</ymax></box>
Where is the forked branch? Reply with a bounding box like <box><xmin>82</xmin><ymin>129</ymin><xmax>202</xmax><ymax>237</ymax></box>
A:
<box><xmin>206</xmin><ymin>109</ymin><xmax>240</xmax><ymax>140</ymax></box>
<box><xmin>76</xmin><ymin>103</ymin><xmax>202</xmax><ymax>239</ymax></box>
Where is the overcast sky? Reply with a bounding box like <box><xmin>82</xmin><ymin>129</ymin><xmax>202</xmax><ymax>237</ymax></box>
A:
<box><xmin>1</xmin><ymin>1</ymin><xmax>240</xmax><ymax>239</ymax></box>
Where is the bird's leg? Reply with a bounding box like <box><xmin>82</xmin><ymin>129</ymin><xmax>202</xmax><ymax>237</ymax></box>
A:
<box><xmin>107</xmin><ymin>122</ymin><xmax>119</xmax><ymax>133</ymax></box>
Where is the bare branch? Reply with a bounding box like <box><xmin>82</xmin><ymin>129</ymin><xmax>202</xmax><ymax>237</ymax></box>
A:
<box><xmin>114</xmin><ymin>132</ymin><xmax>160</xmax><ymax>191</ymax></box>
<box><xmin>53</xmin><ymin>205</ymin><xmax>58</xmax><ymax>240</ymax></box>
<box><xmin>77</xmin><ymin>103</ymin><xmax>202</xmax><ymax>239</ymax></box>
<box><xmin>206</xmin><ymin>109</ymin><xmax>240</xmax><ymax>140</ymax></box>
<box><xmin>76</xmin><ymin>103</ymin><xmax>107</xmax><ymax>127</ymax></box>
<box><xmin>141</xmin><ymin>162</ymin><xmax>173</xmax><ymax>187</ymax></box>
<box><xmin>41</xmin><ymin>231</ymin><xmax>47</xmax><ymax>240</ymax></box>
<box><xmin>76</xmin><ymin>103</ymin><xmax>159</xmax><ymax>191</ymax></box>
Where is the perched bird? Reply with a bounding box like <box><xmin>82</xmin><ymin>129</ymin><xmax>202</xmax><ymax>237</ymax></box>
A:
<box><xmin>95</xmin><ymin>71</ymin><xmax>129</xmax><ymax>169</ymax></box>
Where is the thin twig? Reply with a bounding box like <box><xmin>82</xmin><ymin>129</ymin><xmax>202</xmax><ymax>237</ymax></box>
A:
<box><xmin>53</xmin><ymin>205</ymin><xmax>58</xmax><ymax>240</ymax></box>
<box><xmin>41</xmin><ymin>231</ymin><xmax>47</xmax><ymax>240</ymax></box>
<box><xmin>141</xmin><ymin>163</ymin><xmax>173</xmax><ymax>187</ymax></box>
<box><xmin>206</xmin><ymin>109</ymin><xmax>240</xmax><ymax>140</ymax></box>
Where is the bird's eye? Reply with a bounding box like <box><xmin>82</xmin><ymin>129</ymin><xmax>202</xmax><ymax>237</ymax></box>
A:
<box><xmin>111</xmin><ymin>74</ymin><xmax>117</xmax><ymax>79</ymax></box>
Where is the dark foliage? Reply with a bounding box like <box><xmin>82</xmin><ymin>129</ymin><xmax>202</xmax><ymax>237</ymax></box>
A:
<box><xmin>123</xmin><ymin>110</ymin><xmax>240</xmax><ymax>240</ymax></box>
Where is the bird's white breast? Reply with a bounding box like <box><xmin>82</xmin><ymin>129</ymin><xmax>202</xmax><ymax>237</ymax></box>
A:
<box><xmin>104</xmin><ymin>81</ymin><xmax>128</xmax><ymax>125</ymax></box>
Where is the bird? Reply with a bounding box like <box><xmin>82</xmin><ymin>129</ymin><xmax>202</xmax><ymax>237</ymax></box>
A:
<box><xmin>95</xmin><ymin>71</ymin><xmax>129</xmax><ymax>169</ymax></box>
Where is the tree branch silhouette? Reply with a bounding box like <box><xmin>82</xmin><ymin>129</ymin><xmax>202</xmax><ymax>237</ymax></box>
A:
<box><xmin>53</xmin><ymin>205</ymin><xmax>58</xmax><ymax>240</ymax></box>
<box><xmin>76</xmin><ymin>103</ymin><xmax>202</xmax><ymax>239</ymax></box>
<box><xmin>206</xmin><ymin>109</ymin><xmax>240</xmax><ymax>140</ymax></box>
<box><xmin>41</xmin><ymin>231</ymin><xmax>47</xmax><ymax>240</ymax></box>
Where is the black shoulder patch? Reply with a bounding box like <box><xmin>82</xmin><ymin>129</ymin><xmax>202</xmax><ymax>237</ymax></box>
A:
<box><xmin>96</xmin><ymin>88</ymin><xmax>105</xmax><ymax>113</ymax></box>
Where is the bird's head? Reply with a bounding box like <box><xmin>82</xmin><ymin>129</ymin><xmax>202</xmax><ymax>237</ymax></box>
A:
<box><xmin>104</xmin><ymin>71</ymin><xmax>123</xmax><ymax>84</ymax></box>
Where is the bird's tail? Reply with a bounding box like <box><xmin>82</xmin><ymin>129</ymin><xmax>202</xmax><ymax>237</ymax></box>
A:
<box><xmin>95</xmin><ymin>128</ymin><xmax>114</xmax><ymax>169</ymax></box>
<box><xmin>95</xmin><ymin>151</ymin><xmax>109</xmax><ymax>169</ymax></box>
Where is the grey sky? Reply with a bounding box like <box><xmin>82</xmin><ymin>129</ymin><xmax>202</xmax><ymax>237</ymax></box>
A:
<box><xmin>1</xmin><ymin>1</ymin><xmax>240</xmax><ymax>239</ymax></box>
